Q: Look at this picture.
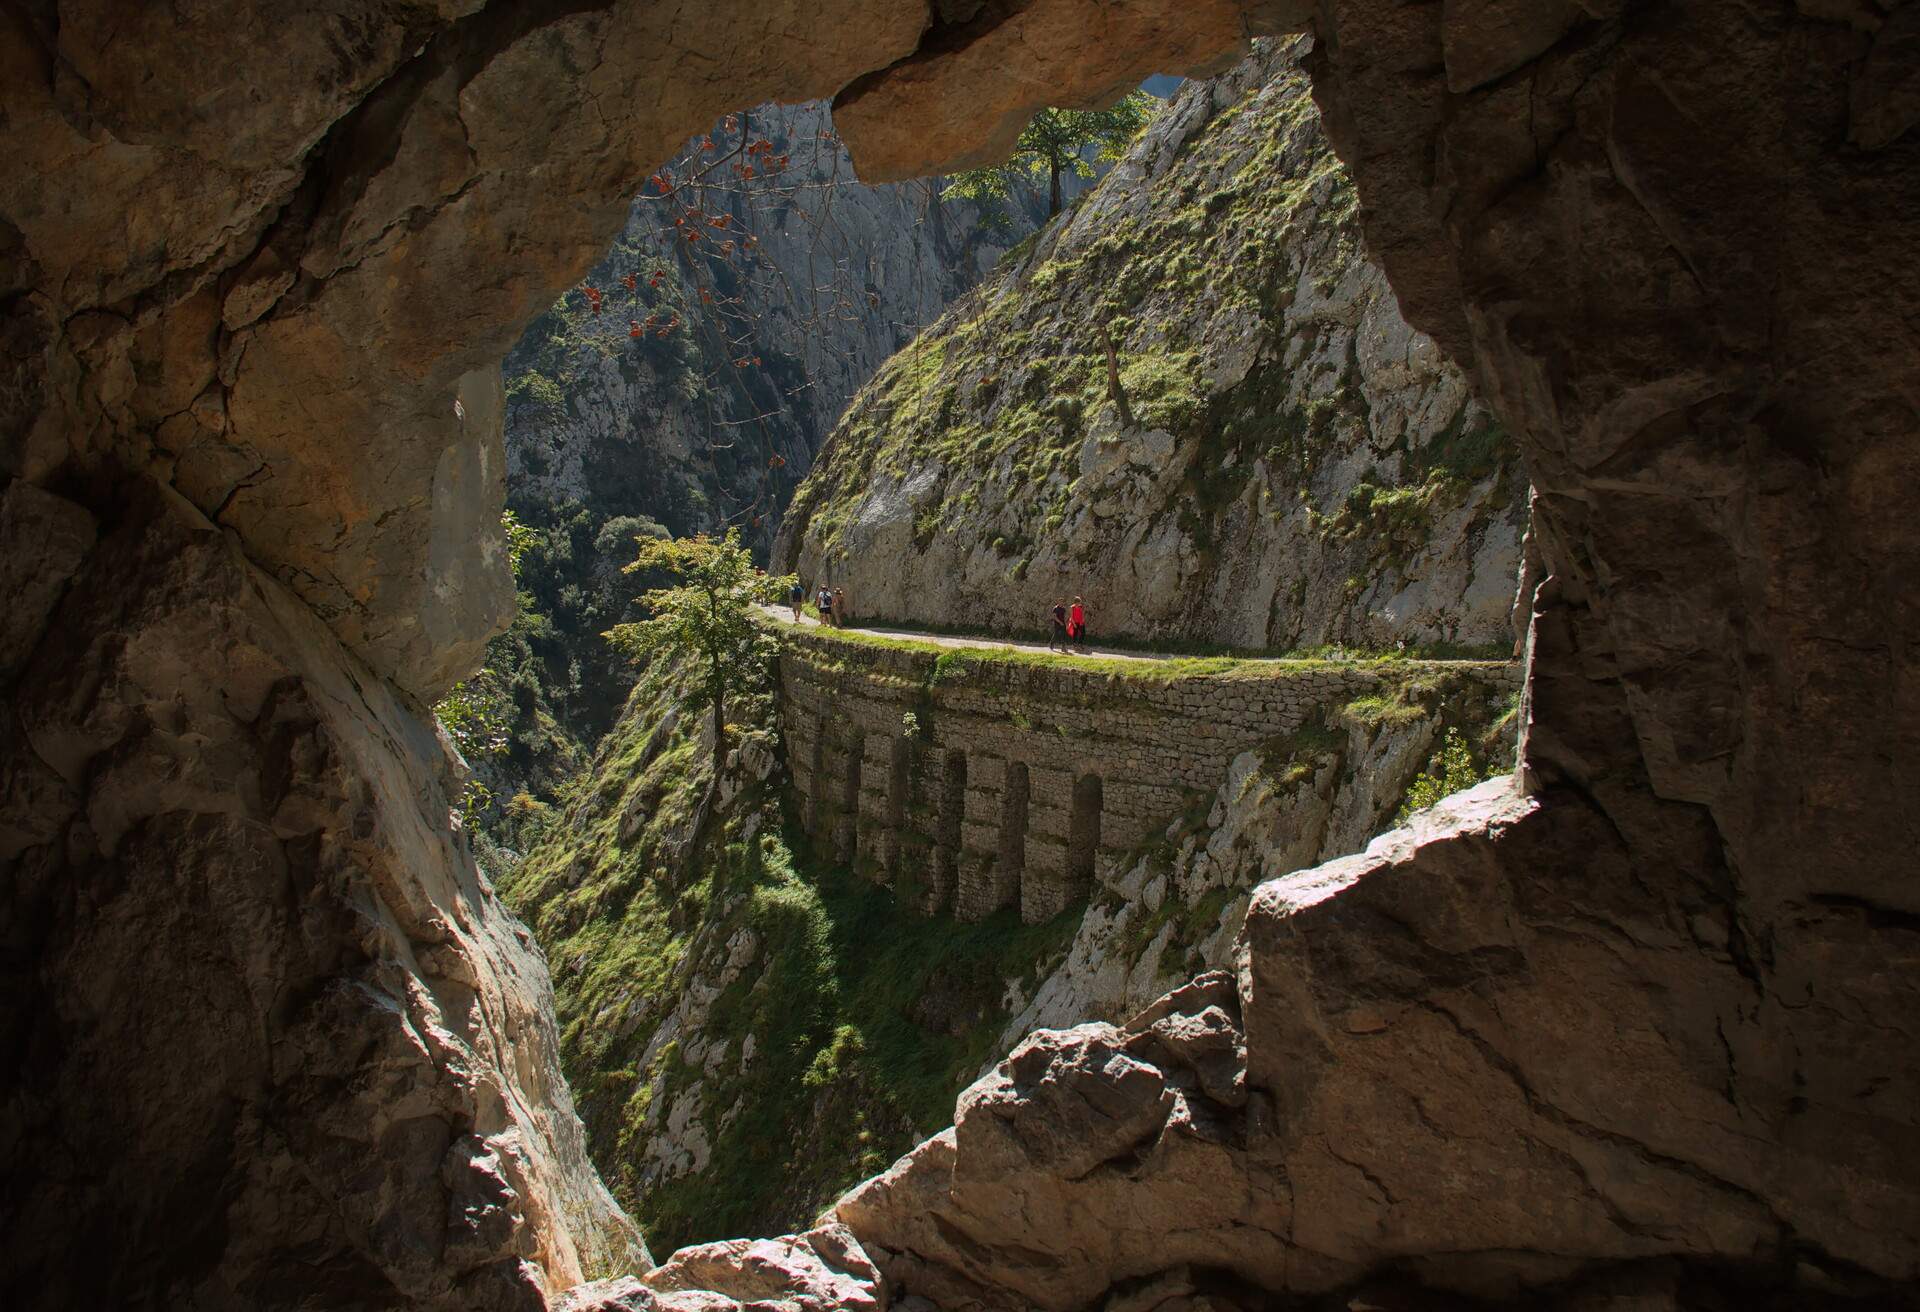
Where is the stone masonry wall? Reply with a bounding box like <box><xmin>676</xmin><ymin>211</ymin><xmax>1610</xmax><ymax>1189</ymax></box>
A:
<box><xmin>777</xmin><ymin>629</ymin><xmax>1519</xmax><ymax>924</ymax></box>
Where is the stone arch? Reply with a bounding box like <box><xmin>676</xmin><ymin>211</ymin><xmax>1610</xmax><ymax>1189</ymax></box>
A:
<box><xmin>5</xmin><ymin>1</ymin><xmax>1918</xmax><ymax>1304</ymax></box>
<box><xmin>996</xmin><ymin>760</ymin><xmax>1030</xmax><ymax>914</ymax></box>
<box><xmin>1068</xmin><ymin>771</ymin><xmax>1102</xmax><ymax>893</ymax></box>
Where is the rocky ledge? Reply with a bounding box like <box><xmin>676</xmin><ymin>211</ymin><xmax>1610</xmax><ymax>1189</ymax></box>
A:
<box><xmin>837</xmin><ymin>775</ymin><xmax>1920</xmax><ymax>1309</ymax></box>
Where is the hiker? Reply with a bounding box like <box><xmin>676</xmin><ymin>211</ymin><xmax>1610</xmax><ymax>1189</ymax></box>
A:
<box><xmin>1069</xmin><ymin>596</ymin><xmax>1088</xmax><ymax>652</ymax></box>
<box><xmin>817</xmin><ymin>586</ymin><xmax>835</xmax><ymax>625</ymax></box>
<box><xmin>1049</xmin><ymin>600</ymin><xmax>1069</xmax><ymax>651</ymax></box>
<box><xmin>833</xmin><ymin>587</ymin><xmax>848</xmax><ymax>627</ymax></box>
<box><xmin>788</xmin><ymin>579</ymin><xmax>806</xmax><ymax>622</ymax></box>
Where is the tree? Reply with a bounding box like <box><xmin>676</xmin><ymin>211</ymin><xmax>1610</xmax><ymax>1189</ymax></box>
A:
<box><xmin>943</xmin><ymin>93</ymin><xmax>1156</xmax><ymax>217</ymax></box>
<box><xmin>435</xmin><ymin>509</ymin><xmax>540</xmax><ymax>784</ymax></box>
<box><xmin>601</xmin><ymin>529</ymin><xmax>788</xmax><ymax>753</ymax></box>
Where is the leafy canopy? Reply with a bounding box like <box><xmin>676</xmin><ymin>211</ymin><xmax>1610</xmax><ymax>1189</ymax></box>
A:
<box><xmin>1395</xmin><ymin>727</ymin><xmax>1495</xmax><ymax>824</ymax></box>
<box><xmin>436</xmin><ymin>508</ymin><xmax>539</xmax><ymax>764</ymax></box>
<box><xmin>602</xmin><ymin>529</ymin><xmax>791</xmax><ymax>736</ymax></box>
<box><xmin>943</xmin><ymin>92</ymin><xmax>1156</xmax><ymax>216</ymax></box>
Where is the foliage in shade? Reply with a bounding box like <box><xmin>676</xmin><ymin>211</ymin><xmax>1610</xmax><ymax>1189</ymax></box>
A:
<box><xmin>498</xmin><ymin>662</ymin><xmax>1083</xmax><ymax>1255</ymax></box>
<box><xmin>433</xmin><ymin>509</ymin><xmax>542</xmax><ymax>815</ymax></box>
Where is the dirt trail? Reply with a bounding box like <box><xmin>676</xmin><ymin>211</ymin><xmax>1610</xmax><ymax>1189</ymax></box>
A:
<box><xmin>759</xmin><ymin>605</ymin><xmax>1213</xmax><ymax>664</ymax></box>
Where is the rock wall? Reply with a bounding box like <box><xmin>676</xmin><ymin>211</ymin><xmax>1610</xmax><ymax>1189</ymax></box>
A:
<box><xmin>778</xmin><ymin>627</ymin><xmax>1518</xmax><ymax>924</ymax></box>
<box><xmin>0</xmin><ymin>479</ymin><xmax>643</xmax><ymax>1306</ymax></box>
<box><xmin>1</xmin><ymin>4</ymin><xmax>1270</xmax><ymax>1299</ymax></box>
<box><xmin>822</xmin><ymin>1</ymin><xmax>1920</xmax><ymax>1303</ymax></box>
<box><xmin>782</xmin><ymin>40</ymin><xmax>1528</xmax><ymax>653</ymax></box>
<box><xmin>840</xmin><ymin>771</ymin><xmax>1920</xmax><ymax>1309</ymax></box>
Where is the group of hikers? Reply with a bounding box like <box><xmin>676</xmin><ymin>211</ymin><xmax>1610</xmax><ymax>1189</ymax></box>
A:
<box><xmin>784</xmin><ymin>579</ymin><xmax>1094</xmax><ymax>655</ymax></box>
<box><xmin>1048</xmin><ymin>597</ymin><xmax>1091</xmax><ymax>653</ymax></box>
<box><xmin>789</xmin><ymin>580</ymin><xmax>850</xmax><ymax>627</ymax></box>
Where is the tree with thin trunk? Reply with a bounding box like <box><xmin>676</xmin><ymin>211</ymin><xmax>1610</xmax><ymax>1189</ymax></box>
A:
<box><xmin>1100</xmin><ymin>321</ymin><xmax>1136</xmax><ymax>427</ymax></box>
<box><xmin>602</xmin><ymin>529</ymin><xmax>786</xmax><ymax>756</ymax></box>
<box><xmin>943</xmin><ymin>93</ymin><xmax>1157</xmax><ymax>219</ymax></box>
<box><xmin>602</xmin><ymin>530</ymin><xmax>789</xmax><ymax>867</ymax></box>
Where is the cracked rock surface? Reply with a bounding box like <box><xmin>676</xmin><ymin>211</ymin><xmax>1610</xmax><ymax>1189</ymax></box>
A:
<box><xmin>841</xmin><ymin>777</ymin><xmax>1920</xmax><ymax>1308</ymax></box>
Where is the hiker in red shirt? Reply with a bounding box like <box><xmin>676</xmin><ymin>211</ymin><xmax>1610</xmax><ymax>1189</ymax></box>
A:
<box><xmin>1069</xmin><ymin>597</ymin><xmax>1088</xmax><ymax>652</ymax></box>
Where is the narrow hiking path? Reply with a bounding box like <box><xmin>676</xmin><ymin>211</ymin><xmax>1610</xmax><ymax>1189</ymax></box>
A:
<box><xmin>760</xmin><ymin>606</ymin><xmax>1281</xmax><ymax>665</ymax></box>
<box><xmin>759</xmin><ymin>605</ymin><xmax>1185</xmax><ymax>662</ymax></box>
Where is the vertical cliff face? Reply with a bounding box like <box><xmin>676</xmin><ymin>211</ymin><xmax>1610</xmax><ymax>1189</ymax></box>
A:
<box><xmin>502</xmin><ymin>101</ymin><xmax>1035</xmax><ymax>556</ymax></box>
<box><xmin>782</xmin><ymin>41</ymin><xmax>1528</xmax><ymax>654</ymax></box>
<box><xmin>470</xmin><ymin>104</ymin><xmax>1043</xmax><ymax>803</ymax></box>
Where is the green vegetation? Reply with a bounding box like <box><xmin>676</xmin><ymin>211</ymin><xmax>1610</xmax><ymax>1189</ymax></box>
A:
<box><xmin>603</xmin><ymin>529</ymin><xmax>790</xmax><ymax>749</ymax></box>
<box><xmin>1345</xmin><ymin>691</ymin><xmax>1428</xmax><ymax>729</ymax></box>
<box><xmin>434</xmin><ymin>510</ymin><xmax>551</xmax><ymax>820</ymax></box>
<box><xmin>1390</xmin><ymin>687</ymin><xmax>1520</xmax><ymax>822</ymax></box>
<box><xmin>502</xmin><ymin>663</ymin><xmax>1082</xmax><ymax>1254</ymax></box>
<box><xmin>1396</xmin><ymin>727</ymin><xmax>1490</xmax><ymax>823</ymax></box>
<box><xmin>945</xmin><ymin>93</ymin><xmax>1156</xmax><ymax>217</ymax></box>
<box><xmin>775</xmin><ymin>612</ymin><xmax>1510</xmax><ymax>681</ymax></box>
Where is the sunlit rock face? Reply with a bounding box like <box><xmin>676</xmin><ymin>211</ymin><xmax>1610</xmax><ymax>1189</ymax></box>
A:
<box><xmin>4</xmin><ymin>0</ymin><xmax>1918</xmax><ymax>1307</ymax></box>
<box><xmin>842</xmin><ymin>772</ymin><xmax>1920</xmax><ymax>1307</ymax></box>
<box><xmin>785</xmin><ymin>42</ymin><xmax>1528</xmax><ymax>654</ymax></box>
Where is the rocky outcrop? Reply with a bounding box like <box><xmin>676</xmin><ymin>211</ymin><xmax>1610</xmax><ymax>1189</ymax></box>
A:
<box><xmin>841</xmin><ymin>776</ymin><xmax>1920</xmax><ymax>1308</ymax></box>
<box><xmin>784</xmin><ymin>43</ymin><xmax>1527</xmax><ymax>653</ymax></box>
<box><xmin>559</xmin><ymin>1223</ymin><xmax>884</xmax><ymax>1312</ymax></box>
<box><xmin>1</xmin><ymin>480</ymin><xmax>643</xmax><ymax>1306</ymax></box>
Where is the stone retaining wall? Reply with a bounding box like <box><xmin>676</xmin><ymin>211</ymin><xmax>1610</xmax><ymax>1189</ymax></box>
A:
<box><xmin>776</xmin><ymin>629</ymin><xmax>1520</xmax><ymax>923</ymax></box>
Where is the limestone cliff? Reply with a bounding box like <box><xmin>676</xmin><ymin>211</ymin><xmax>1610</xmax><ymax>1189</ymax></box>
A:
<box><xmin>5</xmin><ymin>0</ymin><xmax>1919</xmax><ymax>1307</ymax></box>
<box><xmin>781</xmin><ymin>41</ymin><xmax>1528</xmax><ymax>654</ymax></box>
<box><xmin>503</xmin><ymin>100</ymin><xmax>1035</xmax><ymax>557</ymax></box>
<box><xmin>1</xmin><ymin>479</ymin><xmax>644</xmax><ymax>1307</ymax></box>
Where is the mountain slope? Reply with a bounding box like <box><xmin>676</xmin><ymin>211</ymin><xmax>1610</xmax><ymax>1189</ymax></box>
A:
<box><xmin>780</xmin><ymin>40</ymin><xmax>1527</xmax><ymax>654</ymax></box>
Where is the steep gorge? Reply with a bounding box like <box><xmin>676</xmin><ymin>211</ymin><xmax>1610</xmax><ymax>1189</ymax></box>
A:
<box><xmin>3</xmin><ymin>1</ymin><xmax>1917</xmax><ymax>1308</ymax></box>
<box><xmin>456</xmin><ymin>100</ymin><xmax>1039</xmax><ymax>831</ymax></box>
<box><xmin>501</xmin><ymin>46</ymin><xmax>1532</xmax><ymax>1254</ymax></box>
